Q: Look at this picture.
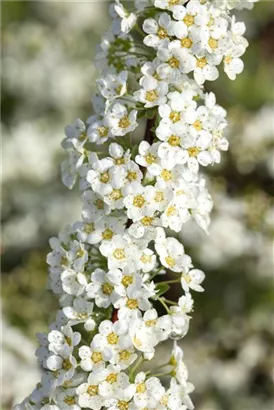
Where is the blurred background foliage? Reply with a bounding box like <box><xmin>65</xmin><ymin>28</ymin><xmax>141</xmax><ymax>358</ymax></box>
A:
<box><xmin>1</xmin><ymin>1</ymin><xmax>274</xmax><ymax>410</ymax></box>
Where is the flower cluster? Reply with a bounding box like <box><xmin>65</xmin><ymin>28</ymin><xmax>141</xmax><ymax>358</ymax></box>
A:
<box><xmin>16</xmin><ymin>1</ymin><xmax>258</xmax><ymax>409</ymax></box>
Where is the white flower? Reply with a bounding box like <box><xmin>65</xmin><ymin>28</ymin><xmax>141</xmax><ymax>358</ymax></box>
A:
<box><xmin>97</xmin><ymin>319</ymin><xmax>131</xmax><ymax>354</ymax></box>
<box><xmin>133</xmin><ymin>372</ymin><xmax>164</xmax><ymax>408</ymax></box>
<box><xmin>170</xmin><ymin>294</ymin><xmax>193</xmax><ymax>339</ymax></box>
<box><xmin>194</xmin><ymin>55</ymin><xmax>219</xmax><ymax>85</ymax></box>
<box><xmin>115</xmin><ymin>284</ymin><xmax>152</xmax><ymax>322</ymax></box>
<box><xmin>87</xmin><ymin>114</ymin><xmax>113</xmax><ymax>145</ymax></box>
<box><xmin>82</xmin><ymin>190</ymin><xmax>111</xmax><ymax>221</ymax></box>
<box><xmin>155</xmin><ymin>0</ymin><xmax>188</xmax><ymax>12</ymax></box>
<box><xmin>63</xmin><ymin>297</ymin><xmax>95</xmax><ymax>331</ymax></box>
<box><xmin>79</xmin><ymin>216</ymin><xmax>126</xmax><ymax>245</ymax></box>
<box><xmin>143</xmin><ymin>13</ymin><xmax>174</xmax><ymax>48</ymax></box>
<box><xmin>55</xmin><ymin>387</ymin><xmax>80</xmax><ymax>410</ymax></box>
<box><xmin>61</xmin><ymin>269</ymin><xmax>87</xmax><ymax>296</ymax></box>
<box><xmin>134</xmin><ymin>76</ymin><xmax>168</xmax><ymax>108</ymax></box>
<box><xmin>123</xmin><ymin>182</ymin><xmax>156</xmax><ymax>222</ymax></box>
<box><xmin>76</xmin><ymin>369</ymin><xmax>107</xmax><ymax>410</ymax></box>
<box><xmin>155</xmin><ymin>228</ymin><xmax>192</xmax><ymax>272</ymax></box>
<box><xmin>61</xmin><ymin>151</ymin><xmax>84</xmax><ymax>189</ymax></box>
<box><xmin>103</xmin><ymin>382</ymin><xmax>136</xmax><ymax>410</ymax></box>
<box><xmin>46</xmin><ymin>351</ymin><xmax>77</xmax><ymax>386</ymax></box>
<box><xmin>135</xmin><ymin>141</ymin><xmax>161</xmax><ymax>176</ymax></box>
<box><xmin>86</xmin><ymin>268</ymin><xmax>121</xmax><ymax>308</ymax></box>
<box><xmin>181</xmin><ymin>268</ymin><xmax>205</xmax><ymax>292</ymax></box>
<box><xmin>98</xmin><ymin>365</ymin><xmax>128</xmax><ymax>398</ymax></box>
<box><xmin>130</xmin><ymin>309</ymin><xmax>171</xmax><ymax>356</ymax></box>
<box><xmin>114</xmin><ymin>0</ymin><xmax>137</xmax><ymax>34</ymax></box>
<box><xmin>99</xmin><ymin>234</ymin><xmax>141</xmax><ymax>270</ymax></box>
<box><xmin>79</xmin><ymin>339</ymin><xmax>112</xmax><ymax>372</ymax></box>
<box><xmin>48</xmin><ymin>325</ymin><xmax>81</xmax><ymax>356</ymax></box>
<box><xmin>157</xmin><ymin>46</ymin><xmax>196</xmax><ymax>81</ymax></box>
<box><xmin>86</xmin><ymin>154</ymin><xmax>118</xmax><ymax>196</ymax></box>
<box><xmin>170</xmin><ymin>342</ymin><xmax>189</xmax><ymax>384</ymax></box>
<box><xmin>97</xmin><ymin>71</ymin><xmax>128</xmax><ymax>101</ymax></box>
<box><xmin>108</xmin><ymin>103</ymin><xmax>138</xmax><ymax>136</ymax></box>
<box><xmin>62</xmin><ymin>118</ymin><xmax>87</xmax><ymax>152</ymax></box>
<box><xmin>223</xmin><ymin>43</ymin><xmax>245</xmax><ymax>80</ymax></box>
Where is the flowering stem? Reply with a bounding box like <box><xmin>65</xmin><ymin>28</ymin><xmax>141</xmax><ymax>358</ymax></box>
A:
<box><xmin>158</xmin><ymin>297</ymin><xmax>171</xmax><ymax>314</ymax></box>
<box><xmin>129</xmin><ymin>356</ymin><xmax>145</xmax><ymax>381</ymax></box>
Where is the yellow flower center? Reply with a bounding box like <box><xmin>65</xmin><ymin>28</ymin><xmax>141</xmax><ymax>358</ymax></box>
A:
<box><xmin>145</xmin><ymin>319</ymin><xmax>156</xmax><ymax>327</ymax></box>
<box><xmin>113</xmin><ymin>248</ymin><xmax>126</xmax><ymax>260</ymax></box>
<box><xmin>146</xmin><ymin>90</ymin><xmax>158</xmax><ymax>102</ymax></box>
<box><xmin>141</xmin><ymin>216</ymin><xmax>153</xmax><ymax>226</ymax></box>
<box><xmin>116</xmin><ymin>84</ymin><xmax>123</xmax><ymax>95</ymax></box>
<box><xmin>127</xmin><ymin>171</ymin><xmax>137</xmax><ymax>181</ymax></box>
<box><xmin>134</xmin><ymin>337</ymin><xmax>142</xmax><ymax>348</ymax></box>
<box><xmin>65</xmin><ymin>336</ymin><xmax>72</xmax><ymax>346</ymax></box>
<box><xmin>168</xmin><ymin>57</ymin><xmax>180</xmax><ymax>68</ymax></box>
<box><xmin>118</xmin><ymin>401</ymin><xmax>129</xmax><ymax>410</ymax></box>
<box><xmin>196</xmin><ymin>57</ymin><xmax>207</xmax><ymax>68</ymax></box>
<box><xmin>145</xmin><ymin>153</ymin><xmax>157</xmax><ymax>164</ymax></box>
<box><xmin>76</xmin><ymin>248</ymin><xmax>85</xmax><ymax>258</ymax></box>
<box><xmin>181</xmin><ymin>37</ymin><xmax>193</xmax><ymax>48</ymax></box>
<box><xmin>133</xmin><ymin>195</ymin><xmax>145</xmax><ymax>208</ymax></box>
<box><xmin>154</xmin><ymin>191</ymin><xmax>164</xmax><ymax>202</ymax></box>
<box><xmin>100</xmin><ymin>172</ymin><xmax>110</xmax><ymax>183</ymax></box>
<box><xmin>119</xmin><ymin>116</ymin><xmax>130</xmax><ymax>129</ymax></box>
<box><xmin>157</xmin><ymin>26</ymin><xmax>168</xmax><ymax>39</ymax></box>
<box><xmin>169</xmin><ymin>0</ymin><xmax>179</xmax><ymax>4</ymax></box>
<box><xmin>119</xmin><ymin>350</ymin><xmax>131</xmax><ymax>361</ymax></box>
<box><xmin>62</xmin><ymin>358</ymin><xmax>72</xmax><ymax>371</ymax></box>
<box><xmin>102</xmin><ymin>282</ymin><xmax>113</xmax><ymax>295</ymax></box>
<box><xmin>107</xmin><ymin>332</ymin><xmax>119</xmax><ymax>345</ymax></box>
<box><xmin>126</xmin><ymin>298</ymin><xmax>138</xmax><ymax>309</ymax></box>
<box><xmin>109</xmin><ymin>189</ymin><xmax>123</xmax><ymax>201</ymax></box>
<box><xmin>193</xmin><ymin>119</ymin><xmax>202</xmax><ymax>131</ymax></box>
<box><xmin>106</xmin><ymin>373</ymin><xmax>118</xmax><ymax>384</ymax></box>
<box><xmin>168</xmin><ymin>135</ymin><xmax>181</xmax><ymax>146</ymax></box>
<box><xmin>188</xmin><ymin>147</ymin><xmax>200</xmax><ymax>157</ymax></box>
<box><xmin>91</xmin><ymin>352</ymin><xmax>103</xmax><ymax>363</ymax></box>
<box><xmin>84</xmin><ymin>223</ymin><xmax>94</xmax><ymax>234</ymax></box>
<box><xmin>165</xmin><ymin>256</ymin><xmax>175</xmax><ymax>268</ymax></box>
<box><xmin>161</xmin><ymin>395</ymin><xmax>169</xmax><ymax>406</ymax></box>
<box><xmin>79</xmin><ymin>132</ymin><xmax>87</xmax><ymax>142</ymax></box>
<box><xmin>87</xmin><ymin>385</ymin><xmax>99</xmax><ymax>396</ymax></box>
<box><xmin>137</xmin><ymin>383</ymin><xmax>146</xmax><ymax>394</ymax></box>
<box><xmin>182</xmin><ymin>272</ymin><xmax>191</xmax><ymax>284</ymax></box>
<box><xmin>116</xmin><ymin>158</ymin><xmax>125</xmax><ymax>165</ymax></box>
<box><xmin>161</xmin><ymin>169</ymin><xmax>172</xmax><ymax>181</ymax></box>
<box><xmin>140</xmin><ymin>254</ymin><xmax>151</xmax><ymax>264</ymax></box>
<box><xmin>170</xmin><ymin>355</ymin><xmax>177</xmax><ymax>366</ymax></box>
<box><xmin>207</xmin><ymin>16</ymin><xmax>214</xmax><ymax>27</ymax></box>
<box><xmin>224</xmin><ymin>55</ymin><xmax>232</xmax><ymax>64</ymax></box>
<box><xmin>122</xmin><ymin>275</ymin><xmax>133</xmax><ymax>287</ymax></box>
<box><xmin>166</xmin><ymin>206</ymin><xmax>177</xmax><ymax>216</ymax></box>
<box><xmin>94</xmin><ymin>199</ymin><xmax>104</xmax><ymax>210</ymax></box>
<box><xmin>102</xmin><ymin>228</ymin><xmax>114</xmax><ymax>240</ymax></box>
<box><xmin>169</xmin><ymin>111</ymin><xmax>181</xmax><ymax>122</ymax></box>
<box><xmin>64</xmin><ymin>396</ymin><xmax>76</xmax><ymax>405</ymax></box>
<box><xmin>98</xmin><ymin>126</ymin><xmax>109</xmax><ymax>138</ymax></box>
<box><xmin>183</xmin><ymin>14</ymin><xmax>195</xmax><ymax>27</ymax></box>
<box><xmin>208</xmin><ymin>37</ymin><xmax>218</xmax><ymax>49</ymax></box>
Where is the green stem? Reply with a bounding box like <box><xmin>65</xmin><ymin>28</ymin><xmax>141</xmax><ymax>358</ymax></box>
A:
<box><xmin>162</xmin><ymin>298</ymin><xmax>177</xmax><ymax>306</ymax></box>
<box><xmin>148</xmin><ymin>371</ymin><xmax>171</xmax><ymax>378</ymax></box>
<box><xmin>129</xmin><ymin>356</ymin><xmax>144</xmax><ymax>381</ymax></box>
<box><xmin>158</xmin><ymin>278</ymin><xmax>181</xmax><ymax>285</ymax></box>
<box><xmin>158</xmin><ymin>298</ymin><xmax>171</xmax><ymax>314</ymax></box>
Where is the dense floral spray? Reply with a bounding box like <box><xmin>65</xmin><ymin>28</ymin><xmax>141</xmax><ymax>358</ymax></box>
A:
<box><xmin>16</xmin><ymin>1</ymin><xmax>258</xmax><ymax>409</ymax></box>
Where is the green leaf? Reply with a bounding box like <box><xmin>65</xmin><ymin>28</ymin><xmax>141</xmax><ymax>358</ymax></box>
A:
<box><xmin>155</xmin><ymin>283</ymin><xmax>170</xmax><ymax>298</ymax></box>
